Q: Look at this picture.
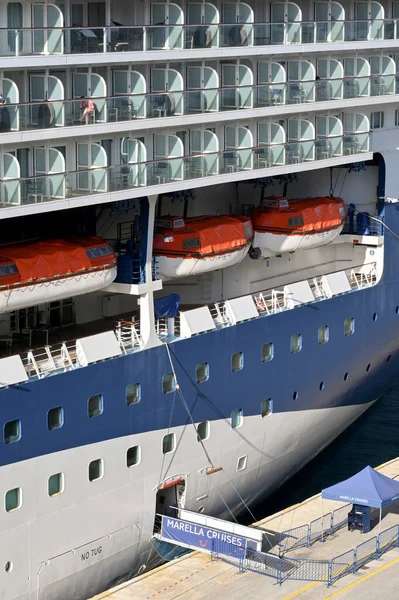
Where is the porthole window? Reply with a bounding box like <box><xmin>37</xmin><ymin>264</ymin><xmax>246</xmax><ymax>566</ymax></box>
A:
<box><xmin>261</xmin><ymin>342</ymin><xmax>274</xmax><ymax>362</ymax></box>
<box><xmin>88</xmin><ymin>459</ymin><xmax>104</xmax><ymax>482</ymax></box>
<box><xmin>47</xmin><ymin>407</ymin><xmax>64</xmax><ymax>431</ymax></box>
<box><xmin>319</xmin><ymin>382</ymin><xmax>324</xmax><ymax>391</ymax></box>
<box><xmin>197</xmin><ymin>420</ymin><xmax>210</xmax><ymax>441</ymax></box>
<box><xmin>196</xmin><ymin>362</ymin><xmax>209</xmax><ymax>383</ymax></box>
<box><xmin>373</xmin><ymin>312</ymin><xmax>378</xmax><ymax>322</ymax></box>
<box><xmin>318</xmin><ymin>325</ymin><xmax>329</xmax><ymax>345</ymax></box>
<box><xmin>344</xmin><ymin>317</ymin><xmax>355</xmax><ymax>336</ymax></box>
<box><xmin>126</xmin><ymin>383</ymin><xmax>141</xmax><ymax>405</ymax></box>
<box><xmin>261</xmin><ymin>398</ymin><xmax>273</xmax><ymax>418</ymax></box>
<box><xmin>48</xmin><ymin>473</ymin><xmax>64</xmax><ymax>497</ymax></box>
<box><xmin>290</xmin><ymin>334</ymin><xmax>302</xmax><ymax>354</ymax></box>
<box><xmin>366</xmin><ymin>363</ymin><xmax>371</xmax><ymax>372</ymax></box>
<box><xmin>293</xmin><ymin>391</ymin><xmax>299</xmax><ymax>401</ymax></box>
<box><xmin>4</xmin><ymin>419</ymin><xmax>21</xmax><ymax>445</ymax></box>
<box><xmin>231</xmin><ymin>352</ymin><xmax>244</xmax><ymax>372</ymax></box>
<box><xmin>387</xmin><ymin>355</ymin><xmax>392</xmax><ymax>363</ymax></box>
<box><xmin>231</xmin><ymin>408</ymin><xmax>243</xmax><ymax>429</ymax></box>
<box><xmin>126</xmin><ymin>445</ymin><xmax>141</xmax><ymax>467</ymax></box>
<box><xmin>88</xmin><ymin>394</ymin><xmax>103</xmax><ymax>418</ymax></box>
<box><xmin>162</xmin><ymin>433</ymin><xmax>176</xmax><ymax>454</ymax></box>
<box><xmin>5</xmin><ymin>488</ymin><xmax>22</xmax><ymax>512</ymax></box>
<box><xmin>396</xmin><ymin>306</ymin><xmax>399</xmax><ymax>315</ymax></box>
<box><xmin>344</xmin><ymin>372</ymin><xmax>349</xmax><ymax>381</ymax></box>
<box><xmin>162</xmin><ymin>373</ymin><xmax>176</xmax><ymax>394</ymax></box>
<box><xmin>4</xmin><ymin>561</ymin><xmax>12</xmax><ymax>573</ymax></box>
<box><xmin>237</xmin><ymin>455</ymin><xmax>248</xmax><ymax>471</ymax></box>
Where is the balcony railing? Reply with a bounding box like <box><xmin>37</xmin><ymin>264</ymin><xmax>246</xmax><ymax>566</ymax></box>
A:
<box><xmin>0</xmin><ymin>75</ymin><xmax>394</xmax><ymax>134</ymax></box>
<box><xmin>2</xmin><ymin>19</ymin><xmax>399</xmax><ymax>58</ymax></box>
<box><xmin>0</xmin><ymin>134</ymin><xmax>370</xmax><ymax>208</ymax></box>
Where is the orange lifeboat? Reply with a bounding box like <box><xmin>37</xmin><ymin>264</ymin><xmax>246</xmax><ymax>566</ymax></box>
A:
<box><xmin>250</xmin><ymin>196</ymin><xmax>346</xmax><ymax>257</ymax></box>
<box><xmin>0</xmin><ymin>236</ymin><xmax>117</xmax><ymax>313</ymax></box>
<box><xmin>153</xmin><ymin>215</ymin><xmax>253</xmax><ymax>279</ymax></box>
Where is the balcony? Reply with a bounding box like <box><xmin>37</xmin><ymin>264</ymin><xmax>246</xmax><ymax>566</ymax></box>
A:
<box><xmin>0</xmin><ymin>134</ymin><xmax>371</xmax><ymax>211</ymax></box>
<box><xmin>2</xmin><ymin>19</ymin><xmax>399</xmax><ymax>61</ymax></box>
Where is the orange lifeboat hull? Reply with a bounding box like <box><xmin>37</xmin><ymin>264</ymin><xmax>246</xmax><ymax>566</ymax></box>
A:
<box><xmin>0</xmin><ymin>236</ymin><xmax>117</xmax><ymax>313</ymax></box>
<box><xmin>250</xmin><ymin>196</ymin><xmax>346</xmax><ymax>256</ymax></box>
<box><xmin>154</xmin><ymin>215</ymin><xmax>253</xmax><ymax>279</ymax></box>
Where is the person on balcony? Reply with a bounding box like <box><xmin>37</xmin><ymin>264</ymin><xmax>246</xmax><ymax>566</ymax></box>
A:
<box><xmin>79</xmin><ymin>97</ymin><xmax>95</xmax><ymax>124</ymax></box>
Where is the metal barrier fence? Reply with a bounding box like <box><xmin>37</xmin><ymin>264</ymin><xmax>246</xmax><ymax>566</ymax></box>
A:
<box><xmin>279</xmin><ymin>524</ymin><xmax>310</xmax><ymax>553</ymax></box>
<box><xmin>331</xmin><ymin>504</ymin><xmax>350</xmax><ymax>533</ymax></box>
<box><xmin>213</xmin><ymin>524</ymin><xmax>399</xmax><ymax>587</ymax></box>
<box><xmin>309</xmin><ymin>515</ymin><xmax>328</xmax><ymax>543</ymax></box>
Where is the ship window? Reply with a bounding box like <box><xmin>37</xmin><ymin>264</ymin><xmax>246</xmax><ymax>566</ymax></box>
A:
<box><xmin>126</xmin><ymin>383</ymin><xmax>141</xmax><ymax>405</ymax></box>
<box><xmin>231</xmin><ymin>352</ymin><xmax>244</xmax><ymax>372</ymax></box>
<box><xmin>48</xmin><ymin>473</ymin><xmax>64</xmax><ymax>497</ymax></box>
<box><xmin>47</xmin><ymin>407</ymin><xmax>64</xmax><ymax>431</ymax></box>
<box><xmin>261</xmin><ymin>398</ymin><xmax>273</xmax><ymax>418</ymax></box>
<box><xmin>0</xmin><ymin>263</ymin><xmax>18</xmax><ymax>276</ymax></box>
<box><xmin>162</xmin><ymin>433</ymin><xmax>175</xmax><ymax>454</ymax></box>
<box><xmin>237</xmin><ymin>455</ymin><xmax>248</xmax><ymax>471</ymax></box>
<box><xmin>290</xmin><ymin>334</ymin><xmax>302</xmax><ymax>353</ymax></box>
<box><xmin>5</xmin><ymin>488</ymin><xmax>22</xmax><ymax>512</ymax></box>
<box><xmin>196</xmin><ymin>362</ymin><xmax>209</xmax><ymax>383</ymax></box>
<box><xmin>4</xmin><ymin>419</ymin><xmax>21</xmax><ymax>444</ymax></box>
<box><xmin>293</xmin><ymin>391</ymin><xmax>299</xmax><ymax>401</ymax></box>
<box><xmin>396</xmin><ymin>110</ymin><xmax>399</xmax><ymax>127</ymax></box>
<box><xmin>231</xmin><ymin>408</ymin><xmax>243</xmax><ymax>429</ymax></box>
<box><xmin>288</xmin><ymin>217</ymin><xmax>304</xmax><ymax>227</ymax></box>
<box><xmin>182</xmin><ymin>237</ymin><xmax>201</xmax><ymax>249</ymax></box>
<box><xmin>88</xmin><ymin>394</ymin><xmax>103</xmax><ymax>418</ymax></box>
<box><xmin>370</xmin><ymin>111</ymin><xmax>384</xmax><ymax>129</ymax></box>
<box><xmin>127</xmin><ymin>445</ymin><xmax>141</xmax><ymax>467</ymax></box>
<box><xmin>197</xmin><ymin>421</ymin><xmax>210</xmax><ymax>441</ymax></box>
<box><xmin>344</xmin><ymin>317</ymin><xmax>355</xmax><ymax>336</ymax></box>
<box><xmin>86</xmin><ymin>245</ymin><xmax>114</xmax><ymax>258</ymax></box>
<box><xmin>261</xmin><ymin>342</ymin><xmax>274</xmax><ymax>362</ymax></box>
<box><xmin>88</xmin><ymin>459</ymin><xmax>104</xmax><ymax>482</ymax></box>
<box><xmin>162</xmin><ymin>373</ymin><xmax>176</xmax><ymax>394</ymax></box>
<box><xmin>318</xmin><ymin>325</ymin><xmax>329</xmax><ymax>345</ymax></box>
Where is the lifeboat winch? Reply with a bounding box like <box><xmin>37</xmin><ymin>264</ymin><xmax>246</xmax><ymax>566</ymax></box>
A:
<box><xmin>153</xmin><ymin>215</ymin><xmax>254</xmax><ymax>279</ymax></box>
<box><xmin>0</xmin><ymin>236</ymin><xmax>117</xmax><ymax>313</ymax></box>
<box><xmin>249</xmin><ymin>196</ymin><xmax>347</xmax><ymax>257</ymax></box>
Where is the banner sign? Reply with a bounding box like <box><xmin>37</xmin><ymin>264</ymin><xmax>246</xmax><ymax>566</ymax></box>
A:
<box><xmin>161</xmin><ymin>516</ymin><xmax>247</xmax><ymax>554</ymax></box>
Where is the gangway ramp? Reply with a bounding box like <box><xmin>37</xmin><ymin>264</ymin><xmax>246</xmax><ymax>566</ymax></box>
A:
<box><xmin>153</xmin><ymin>508</ymin><xmax>276</xmax><ymax>569</ymax></box>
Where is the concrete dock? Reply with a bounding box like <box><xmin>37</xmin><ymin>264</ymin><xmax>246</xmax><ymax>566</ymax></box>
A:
<box><xmin>92</xmin><ymin>457</ymin><xmax>399</xmax><ymax>600</ymax></box>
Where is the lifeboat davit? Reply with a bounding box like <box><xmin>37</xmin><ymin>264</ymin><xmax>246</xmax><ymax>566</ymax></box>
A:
<box><xmin>0</xmin><ymin>236</ymin><xmax>117</xmax><ymax>313</ymax></box>
<box><xmin>153</xmin><ymin>215</ymin><xmax>254</xmax><ymax>279</ymax></box>
<box><xmin>250</xmin><ymin>196</ymin><xmax>347</xmax><ymax>257</ymax></box>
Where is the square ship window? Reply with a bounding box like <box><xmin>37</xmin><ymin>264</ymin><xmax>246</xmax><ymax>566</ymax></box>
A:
<box><xmin>48</xmin><ymin>473</ymin><xmax>64</xmax><ymax>497</ymax></box>
<box><xmin>88</xmin><ymin>394</ymin><xmax>103</xmax><ymax>418</ymax></box>
<box><xmin>162</xmin><ymin>433</ymin><xmax>175</xmax><ymax>454</ymax></box>
<box><xmin>261</xmin><ymin>343</ymin><xmax>274</xmax><ymax>362</ymax></box>
<box><xmin>5</xmin><ymin>488</ymin><xmax>22</xmax><ymax>512</ymax></box>
<box><xmin>88</xmin><ymin>459</ymin><xmax>104</xmax><ymax>482</ymax></box>
<box><xmin>231</xmin><ymin>352</ymin><xmax>244</xmax><ymax>372</ymax></box>
<box><xmin>127</xmin><ymin>446</ymin><xmax>141</xmax><ymax>467</ymax></box>
<box><xmin>318</xmin><ymin>325</ymin><xmax>329</xmax><ymax>345</ymax></box>
<box><xmin>162</xmin><ymin>373</ymin><xmax>176</xmax><ymax>394</ymax></box>
<box><xmin>290</xmin><ymin>334</ymin><xmax>302</xmax><ymax>353</ymax></box>
<box><xmin>344</xmin><ymin>317</ymin><xmax>355</xmax><ymax>336</ymax></box>
<box><xmin>197</xmin><ymin>421</ymin><xmax>210</xmax><ymax>441</ymax></box>
<box><xmin>126</xmin><ymin>383</ymin><xmax>141</xmax><ymax>405</ymax></box>
<box><xmin>231</xmin><ymin>408</ymin><xmax>243</xmax><ymax>429</ymax></box>
<box><xmin>47</xmin><ymin>407</ymin><xmax>64</xmax><ymax>431</ymax></box>
<box><xmin>4</xmin><ymin>419</ymin><xmax>21</xmax><ymax>444</ymax></box>
<box><xmin>196</xmin><ymin>363</ymin><xmax>209</xmax><ymax>383</ymax></box>
<box><xmin>261</xmin><ymin>398</ymin><xmax>273</xmax><ymax>418</ymax></box>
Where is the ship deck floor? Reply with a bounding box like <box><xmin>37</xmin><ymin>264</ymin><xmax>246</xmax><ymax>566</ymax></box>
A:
<box><xmin>90</xmin><ymin>456</ymin><xmax>399</xmax><ymax>600</ymax></box>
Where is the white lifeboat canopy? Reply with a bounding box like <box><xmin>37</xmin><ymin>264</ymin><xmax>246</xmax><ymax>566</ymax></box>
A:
<box><xmin>153</xmin><ymin>215</ymin><xmax>254</xmax><ymax>280</ymax></box>
<box><xmin>0</xmin><ymin>236</ymin><xmax>117</xmax><ymax>313</ymax></box>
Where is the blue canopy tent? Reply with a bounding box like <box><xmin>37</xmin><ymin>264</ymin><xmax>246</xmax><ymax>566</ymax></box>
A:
<box><xmin>322</xmin><ymin>466</ymin><xmax>399</xmax><ymax>534</ymax></box>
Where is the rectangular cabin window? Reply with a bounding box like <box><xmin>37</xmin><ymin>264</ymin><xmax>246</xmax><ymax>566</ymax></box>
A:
<box><xmin>126</xmin><ymin>446</ymin><xmax>141</xmax><ymax>467</ymax></box>
<box><xmin>318</xmin><ymin>325</ymin><xmax>330</xmax><ymax>345</ymax></box>
<box><xmin>290</xmin><ymin>334</ymin><xmax>302</xmax><ymax>353</ymax></box>
<box><xmin>162</xmin><ymin>433</ymin><xmax>175</xmax><ymax>454</ymax></box>
<box><xmin>0</xmin><ymin>263</ymin><xmax>18</xmax><ymax>276</ymax></box>
<box><xmin>47</xmin><ymin>407</ymin><xmax>64</xmax><ymax>431</ymax></box>
<box><xmin>344</xmin><ymin>317</ymin><xmax>355</xmax><ymax>336</ymax></box>
<box><xmin>370</xmin><ymin>111</ymin><xmax>384</xmax><ymax>129</ymax></box>
<box><xmin>261</xmin><ymin>398</ymin><xmax>273</xmax><ymax>418</ymax></box>
<box><xmin>88</xmin><ymin>394</ymin><xmax>103</xmax><ymax>418</ymax></box>
<box><xmin>48</xmin><ymin>473</ymin><xmax>64</xmax><ymax>497</ymax></box>
<box><xmin>4</xmin><ymin>419</ymin><xmax>21</xmax><ymax>444</ymax></box>
<box><xmin>261</xmin><ymin>343</ymin><xmax>274</xmax><ymax>362</ymax></box>
<box><xmin>5</xmin><ymin>487</ymin><xmax>22</xmax><ymax>512</ymax></box>
<box><xmin>288</xmin><ymin>217</ymin><xmax>304</xmax><ymax>227</ymax></box>
<box><xmin>231</xmin><ymin>352</ymin><xmax>244</xmax><ymax>372</ymax></box>
<box><xmin>231</xmin><ymin>408</ymin><xmax>243</xmax><ymax>429</ymax></box>
<box><xmin>88</xmin><ymin>459</ymin><xmax>104</xmax><ymax>482</ymax></box>
<box><xmin>197</xmin><ymin>421</ymin><xmax>210</xmax><ymax>441</ymax></box>
<box><xmin>395</xmin><ymin>110</ymin><xmax>399</xmax><ymax>127</ymax></box>
<box><xmin>196</xmin><ymin>362</ymin><xmax>209</xmax><ymax>383</ymax></box>
<box><xmin>126</xmin><ymin>383</ymin><xmax>141</xmax><ymax>405</ymax></box>
<box><xmin>182</xmin><ymin>238</ymin><xmax>201</xmax><ymax>249</ymax></box>
<box><xmin>162</xmin><ymin>373</ymin><xmax>176</xmax><ymax>394</ymax></box>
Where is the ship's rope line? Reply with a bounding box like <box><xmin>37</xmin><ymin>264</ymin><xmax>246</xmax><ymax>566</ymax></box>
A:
<box><xmin>164</xmin><ymin>342</ymin><xmax>258</xmax><ymax>525</ymax></box>
<box><xmin>157</xmin><ymin>385</ymin><xmax>178</xmax><ymax>485</ymax></box>
<box><xmin>354</xmin><ymin>209</ymin><xmax>399</xmax><ymax>240</ymax></box>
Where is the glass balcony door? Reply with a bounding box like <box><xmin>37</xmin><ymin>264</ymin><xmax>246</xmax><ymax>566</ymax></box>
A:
<box><xmin>1</xmin><ymin>153</ymin><xmax>21</xmax><ymax>205</ymax></box>
<box><xmin>343</xmin><ymin>113</ymin><xmax>370</xmax><ymax>153</ymax></box>
<box><xmin>187</xmin><ymin>2</ymin><xmax>219</xmax><ymax>47</ymax></box>
<box><xmin>257</xmin><ymin>122</ymin><xmax>285</xmax><ymax>166</ymax></box>
<box><xmin>315</xmin><ymin>2</ymin><xmax>345</xmax><ymax>42</ymax></box>
<box><xmin>113</xmin><ymin>70</ymin><xmax>146</xmax><ymax>119</ymax></box>
<box><xmin>120</xmin><ymin>138</ymin><xmax>147</xmax><ymax>187</ymax></box>
<box><xmin>257</xmin><ymin>62</ymin><xmax>286</xmax><ymax>106</ymax></box>
<box><xmin>73</xmin><ymin>73</ymin><xmax>107</xmax><ymax>122</ymax></box>
<box><xmin>2</xmin><ymin>77</ymin><xmax>19</xmax><ymax>131</ymax></box>
<box><xmin>29</xmin><ymin>74</ymin><xmax>65</xmax><ymax>127</ymax></box>
<box><xmin>34</xmin><ymin>147</ymin><xmax>66</xmax><ymax>199</ymax></box>
<box><xmin>77</xmin><ymin>143</ymin><xmax>108</xmax><ymax>192</ymax></box>
<box><xmin>189</xmin><ymin>129</ymin><xmax>219</xmax><ymax>176</ymax></box>
<box><xmin>271</xmin><ymin>2</ymin><xmax>302</xmax><ymax>44</ymax></box>
<box><xmin>344</xmin><ymin>57</ymin><xmax>370</xmax><ymax>97</ymax></box>
<box><xmin>288</xmin><ymin>119</ymin><xmax>315</xmax><ymax>162</ymax></box>
<box><xmin>370</xmin><ymin>55</ymin><xmax>395</xmax><ymax>95</ymax></box>
<box><xmin>316</xmin><ymin>58</ymin><xmax>344</xmax><ymax>100</ymax></box>
<box><xmin>153</xmin><ymin>134</ymin><xmax>184</xmax><ymax>181</ymax></box>
<box><xmin>151</xmin><ymin>69</ymin><xmax>184</xmax><ymax>116</ymax></box>
<box><xmin>355</xmin><ymin>1</ymin><xmax>384</xmax><ymax>40</ymax></box>
<box><xmin>316</xmin><ymin>116</ymin><xmax>343</xmax><ymax>158</ymax></box>
<box><xmin>32</xmin><ymin>3</ymin><xmax>64</xmax><ymax>54</ymax></box>
<box><xmin>222</xmin><ymin>2</ymin><xmax>254</xmax><ymax>46</ymax></box>
<box><xmin>186</xmin><ymin>66</ymin><xmax>219</xmax><ymax>113</ymax></box>
<box><xmin>151</xmin><ymin>3</ymin><xmax>184</xmax><ymax>49</ymax></box>
<box><xmin>224</xmin><ymin>125</ymin><xmax>253</xmax><ymax>170</ymax></box>
<box><xmin>221</xmin><ymin>63</ymin><xmax>253</xmax><ymax>109</ymax></box>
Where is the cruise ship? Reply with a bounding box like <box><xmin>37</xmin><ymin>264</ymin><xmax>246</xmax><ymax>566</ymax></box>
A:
<box><xmin>1</xmin><ymin>1</ymin><xmax>399</xmax><ymax>598</ymax></box>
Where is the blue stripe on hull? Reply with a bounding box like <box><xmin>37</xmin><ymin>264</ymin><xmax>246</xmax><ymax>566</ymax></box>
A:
<box><xmin>1</xmin><ymin>204</ymin><xmax>399</xmax><ymax>467</ymax></box>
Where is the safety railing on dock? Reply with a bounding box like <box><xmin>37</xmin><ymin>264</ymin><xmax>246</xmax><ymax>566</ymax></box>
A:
<box><xmin>212</xmin><ymin>524</ymin><xmax>399</xmax><ymax>586</ymax></box>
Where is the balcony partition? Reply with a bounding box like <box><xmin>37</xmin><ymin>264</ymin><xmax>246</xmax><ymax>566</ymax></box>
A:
<box><xmin>0</xmin><ymin>133</ymin><xmax>370</xmax><ymax>208</ymax></box>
